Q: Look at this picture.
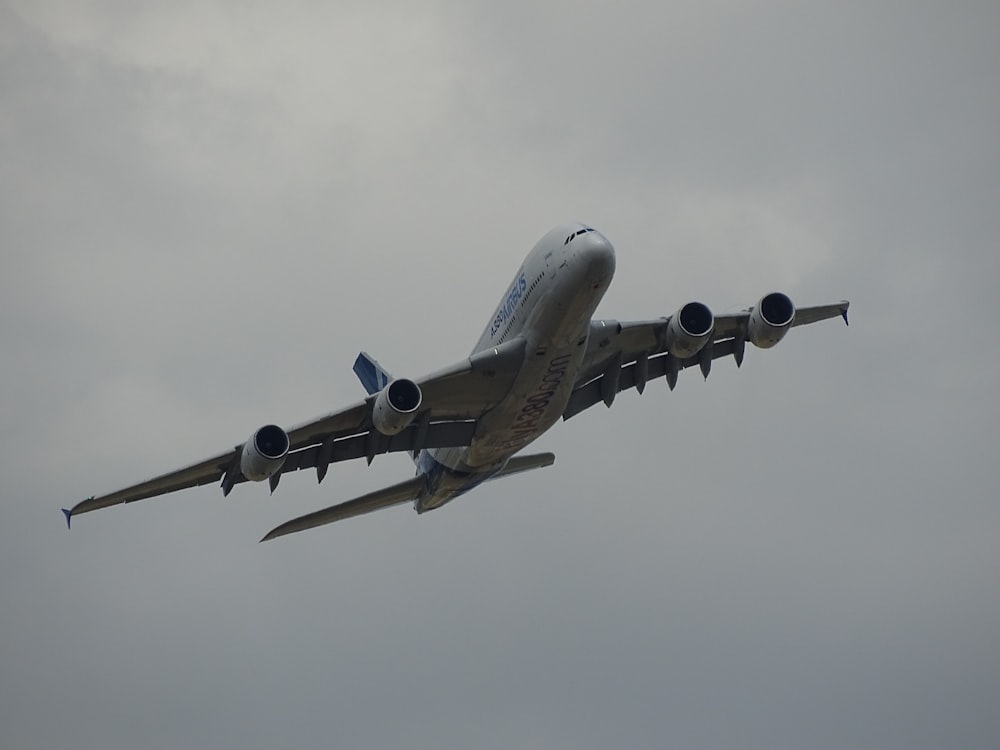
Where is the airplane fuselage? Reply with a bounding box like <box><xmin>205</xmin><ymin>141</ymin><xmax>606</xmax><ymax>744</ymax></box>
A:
<box><xmin>415</xmin><ymin>224</ymin><xmax>616</xmax><ymax>511</ymax></box>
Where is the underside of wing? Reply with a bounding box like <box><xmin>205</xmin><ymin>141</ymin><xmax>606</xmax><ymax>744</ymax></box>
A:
<box><xmin>64</xmin><ymin>451</ymin><xmax>239</xmax><ymax>523</ymax></box>
<box><xmin>564</xmin><ymin>339</ymin><xmax>741</xmax><ymax>419</ymax></box>
<box><xmin>65</xmin><ymin>338</ymin><xmax>528</xmax><ymax>525</ymax></box>
<box><xmin>567</xmin><ymin>298</ymin><xmax>848</xmax><ymax>419</ymax></box>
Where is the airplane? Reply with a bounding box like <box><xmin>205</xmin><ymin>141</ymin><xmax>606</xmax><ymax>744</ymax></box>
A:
<box><xmin>63</xmin><ymin>223</ymin><xmax>849</xmax><ymax>542</ymax></box>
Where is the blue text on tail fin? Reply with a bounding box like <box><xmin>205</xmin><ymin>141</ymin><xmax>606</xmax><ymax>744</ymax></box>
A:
<box><xmin>353</xmin><ymin>352</ymin><xmax>393</xmax><ymax>395</ymax></box>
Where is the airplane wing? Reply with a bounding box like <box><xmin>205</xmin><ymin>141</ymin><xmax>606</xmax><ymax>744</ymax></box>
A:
<box><xmin>564</xmin><ymin>300</ymin><xmax>849</xmax><ymax>420</ymax></box>
<box><xmin>64</xmin><ymin>338</ymin><xmax>528</xmax><ymax>525</ymax></box>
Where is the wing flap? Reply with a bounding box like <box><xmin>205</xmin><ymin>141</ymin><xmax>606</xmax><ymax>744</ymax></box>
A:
<box><xmin>283</xmin><ymin>402</ymin><xmax>370</xmax><ymax>452</ymax></box>
<box><xmin>564</xmin><ymin>340</ymin><xmax>737</xmax><ymax>420</ymax></box>
<box><xmin>576</xmin><ymin>319</ymin><xmax>663</xmax><ymax>385</ymax></box>
<box><xmin>260</xmin><ymin>476</ymin><xmax>425</xmax><ymax>541</ymax></box>
<box><xmin>238</xmin><ymin>420</ymin><xmax>477</xmax><ymax>487</ymax></box>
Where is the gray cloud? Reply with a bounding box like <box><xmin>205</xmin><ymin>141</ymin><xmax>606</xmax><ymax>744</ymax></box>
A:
<box><xmin>2</xmin><ymin>2</ymin><xmax>998</xmax><ymax>749</ymax></box>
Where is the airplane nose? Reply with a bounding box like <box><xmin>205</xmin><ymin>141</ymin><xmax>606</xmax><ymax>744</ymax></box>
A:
<box><xmin>580</xmin><ymin>232</ymin><xmax>616</xmax><ymax>284</ymax></box>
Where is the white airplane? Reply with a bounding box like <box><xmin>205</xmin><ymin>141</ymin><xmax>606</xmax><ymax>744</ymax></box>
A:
<box><xmin>63</xmin><ymin>224</ymin><xmax>849</xmax><ymax>541</ymax></box>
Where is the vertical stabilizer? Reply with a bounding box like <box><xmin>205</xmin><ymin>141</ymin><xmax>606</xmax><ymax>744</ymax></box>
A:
<box><xmin>353</xmin><ymin>352</ymin><xmax>393</xmax><ymax>395</ymax></box>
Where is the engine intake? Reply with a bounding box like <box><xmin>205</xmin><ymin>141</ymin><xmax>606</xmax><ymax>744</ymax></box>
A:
<box><xmin>240</xmin><ymin>424</ymin><xmax>289</xmax><ymax>481</ymax></box>
<box><xmin>748</xmin><ymin>292</ymin><xmax>796</xmax><ymax>348</ymax></box>
<box><xmin>372</xmin><ymin>378</ymin><xmax>422</xmax><ymax>435</ymax></box>
<box><xmin>665</xmin><ymin>301</ymin><xmax>714</xmax><ymax>358</ymax></box>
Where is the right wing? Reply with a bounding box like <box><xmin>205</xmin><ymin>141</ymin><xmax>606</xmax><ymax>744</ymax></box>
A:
<box><xmin>64</xmin><ymin>338</ymin><xmax>528</xmax><ymax>525</ymax></box>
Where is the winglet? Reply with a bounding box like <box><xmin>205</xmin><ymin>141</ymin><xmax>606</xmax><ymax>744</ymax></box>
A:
<box><xmin>62</xmin><ymin>508</ymin><xmax>72</xmax><ymax>529</ymax></box>
<box><xmin>841</xmin><ymin>301</ymin><xmax>850</xmax><ymax>326</ymax></box>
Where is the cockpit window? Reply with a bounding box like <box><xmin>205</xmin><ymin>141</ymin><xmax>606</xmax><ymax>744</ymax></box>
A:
<box><xmin>564</xmin><ymin>226</ymin><xmax>595</xmax><ymax>245</ymax></box>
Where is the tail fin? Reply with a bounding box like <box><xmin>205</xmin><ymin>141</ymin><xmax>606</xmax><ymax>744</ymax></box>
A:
<box><xmin>353</xmin><ymin>351</ymin><xmax>393</xmax><ymax>395</ymax></box>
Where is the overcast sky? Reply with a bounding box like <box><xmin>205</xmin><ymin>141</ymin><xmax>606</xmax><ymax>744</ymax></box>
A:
<box><xmin>2</xmin><ymin>2</ymin><xmax>999</xmax><ymax>748</ymax></box>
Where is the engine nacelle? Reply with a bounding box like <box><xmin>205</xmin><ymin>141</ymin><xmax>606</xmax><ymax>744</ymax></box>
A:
<box><xmin>372</xmin><ymin>378</ymin><xmax>422</xmax><ymax>436</ymax></box>
<box><xmin>240</xmin><ymin>424</ymin><xmax>290</xmax><ymax>481</ymax></box>
<box><xmin>665</xmin><ymin>301</ymin><xmax>714</xmax><ymax>358</ymax></box>
<box><xmin>748</xmin><ymin>292</ymin><xmax>796</xmax><ymax>348</ymax></box>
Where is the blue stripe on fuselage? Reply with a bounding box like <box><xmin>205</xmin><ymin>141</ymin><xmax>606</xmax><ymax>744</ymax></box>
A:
<box><xmin>414</xmin><ymin>450</ymin><xmax>505</xmax><ymax>513</ymax></box>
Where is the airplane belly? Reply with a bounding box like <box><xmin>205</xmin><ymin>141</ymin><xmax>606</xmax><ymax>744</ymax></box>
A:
<box><xmin>466</xmin><ymin>345</ymin><xmax>582</xmax><ymax>466</ymax></box>
<box><xmin>463</xmin><ymin>229</ymin><xmax>612</xmax><ymax>468</ymax></box>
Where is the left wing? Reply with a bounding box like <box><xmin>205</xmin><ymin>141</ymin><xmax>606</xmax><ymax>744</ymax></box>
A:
<box><xmin>64</xmin><ymin>338</ymin><xmax>528</xmax><ymax>525</ymax></box>
<box><xmin>564</xmin><ymin>297</ymin><xmax>849</xmax><ymax>420</ymax></box>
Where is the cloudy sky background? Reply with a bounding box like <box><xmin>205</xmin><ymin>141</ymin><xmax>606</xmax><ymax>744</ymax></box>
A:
<box><xmin>2</xmin><ymin>1</ymin><xmax>998</xmax><ymax>748</ymax></box>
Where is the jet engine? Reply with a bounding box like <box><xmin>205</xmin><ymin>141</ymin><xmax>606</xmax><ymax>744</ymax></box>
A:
<box><xmin>665</xmin><ymin>301</ymin><xmax>714</xmax><ymax>358</ymax></box>
<box><xmin>748</xmin><ymin>292</ymin><xmax>796</xmax><ymax>348</ymax></box>
<box><xmin>240</xmin><ymin>424</ymin><xmax>290</xmax><ymax>481</ymax></box>
<box><xmin>372</xmin><ymin>378</ymin><xmax>423</xmax><ymax>435</ymax></box>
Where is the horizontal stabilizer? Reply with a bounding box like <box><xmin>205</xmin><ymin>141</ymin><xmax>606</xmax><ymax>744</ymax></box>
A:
<box><xmin>492</xmin><ymin>452</ymin><xmax>556</xmax><ymax>479</ymax></box>
<box><xmin>261</xmin><ymin>475</ymin><xmax>424</xmax><ymax>542</ymax></box>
